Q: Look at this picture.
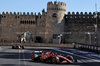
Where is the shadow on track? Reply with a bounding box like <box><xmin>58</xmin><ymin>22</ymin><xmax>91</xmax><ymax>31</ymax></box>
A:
<box><xmin>1</xmin><ymin>62</ymin><xmax>100</xmax><ymax>66</ymax></box>
<box><xmin>0</xmin><ymin>64</ymin><xmax>26</xmax><ymax>66</ymax></box>
<box><xmin>20</xmin><ymin>59</ymin><xmax>100</xmax><ymax>66</ymax></box>
<box><xmin>0</xmin><ymin>51</ymin><xmax>31</xmax><ymax>59</ymax></box>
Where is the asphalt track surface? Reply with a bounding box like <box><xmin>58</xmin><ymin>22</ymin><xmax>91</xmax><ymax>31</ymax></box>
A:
<box><xmin>0</xmin><ymin>46</ymin><xmax>100</xmax><ymax>66</ymax></box>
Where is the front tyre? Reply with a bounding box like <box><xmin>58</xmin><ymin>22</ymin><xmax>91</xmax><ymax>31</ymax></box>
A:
<box><xmin>52</xmin><ymin>57</ymin><xmax>57</xmax><ymax>64</ymax></box>
<box><xmin>12</xmin><ymin>46</ymin><xmax>14</xmax><ymax>49</ymax></box>
<box><xmin>31</xmin><ymin>55</ymin><xmax>35</xmax><ymax>61</ymax></box>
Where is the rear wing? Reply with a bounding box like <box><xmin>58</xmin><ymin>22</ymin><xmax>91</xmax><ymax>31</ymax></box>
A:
<box><xmin>33</xmin><ymin>51</ymin><xmax>43</xmax><ymax>54</ymax></box>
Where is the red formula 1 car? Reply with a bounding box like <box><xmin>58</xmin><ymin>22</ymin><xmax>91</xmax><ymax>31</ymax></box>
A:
<box><xmin>31</xmin><ymin>51</ymin><xmax>77</xmax><ymax>64</ymax></box>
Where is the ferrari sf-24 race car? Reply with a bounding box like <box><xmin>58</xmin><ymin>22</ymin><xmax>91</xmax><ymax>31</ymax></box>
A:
<box><xmin>12</xmin><ymin>44</ymin><xmax>24</xmax><ymax>49</ymax></box>
<box><xmin>31</xmin><ymin>51</ymin><xmax>77</xmax><ymax>64</ymax></box>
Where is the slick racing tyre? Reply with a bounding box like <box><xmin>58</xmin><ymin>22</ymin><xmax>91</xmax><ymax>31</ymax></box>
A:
<box><xmin>31</xmin><ymin>55</ymin><xmax>35</xmax><ymax>61</ymax></box>
<box><xmin>66</xmin><ymin>55</ymin><xmax>74</xmax><ymax>62</ymax></box>
<box><xmin>31</xmin><ymin>54</ymin><xmax>39</xmax><ymax>61</ymax></box>
<box><xmin>22</xmin><ymin>46</ymin><xmax>24</xmax><ymax>49</ymax></box>
<box><xmin>12</xmin><ymin>46</ymin><xmax>14</xmax><ymax>49</ymax></box>
<box><xmin>52</xmin><ymin>57</ymin><xmax>57</xmax><ymax>64</ymax></box>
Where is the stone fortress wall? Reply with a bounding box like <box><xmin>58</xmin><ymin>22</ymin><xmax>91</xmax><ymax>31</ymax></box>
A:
<box><xmin>65</xmin><ymin>12</ymin><xmax>100</xmax><ymax>45</ymax></box>
<box><xmin>0</xmin><ymin>11</ymin><xmax>46</xmax><ymax>42</ymax></box>
<box><xmin>0</xmin><ymin>1</ymin><xmax>100</xmax><ymax>45</ymax></box>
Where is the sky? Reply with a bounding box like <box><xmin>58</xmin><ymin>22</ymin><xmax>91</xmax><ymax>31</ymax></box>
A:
<box><xmin>0</xmin><ymin>0</ymin><xmax>100</xmax><ymax>14</ymax></box>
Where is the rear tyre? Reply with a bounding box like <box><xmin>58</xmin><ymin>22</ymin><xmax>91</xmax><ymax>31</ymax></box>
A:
<box><xmin>74</xmin><ymin>59</ymin><xmax>77</xmax><ymax>62</ymax></box>
<box><xmin>22</xmin><ymin>46</ymin><xmax>24</xmax><ymax>49</ymax></box>
<box><xmin>66</xmin><ymin>55</ymin><xmax>74</xmax><ymax>62</ymax></box>
<box><xmin>12</xmin><ymin>46</ymin><xmax>14</xmax><ymax>49</ymax></box>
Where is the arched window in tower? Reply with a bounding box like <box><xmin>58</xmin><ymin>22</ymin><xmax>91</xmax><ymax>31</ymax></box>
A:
<box><xmin>52</xmin><ymin>13</ymin><xmax>57</xmax><ymax>18</ymax></box>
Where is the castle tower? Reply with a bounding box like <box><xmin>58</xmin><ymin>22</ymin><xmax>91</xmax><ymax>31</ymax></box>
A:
<box><xmin>45</xmin><ymin>1</ymin><xmax>66</xmax><ymax>43</ymax></box>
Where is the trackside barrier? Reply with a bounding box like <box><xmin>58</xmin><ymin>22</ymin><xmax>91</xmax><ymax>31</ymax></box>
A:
<box><xmin>78</xmin><ymin>44</ymin><xmax>100</xmax><ymax>53</ymax></box>
<box><xmin>0</xmin><ymin>43</ymin><xmax>75</xmax><ymax>48</ymax></box>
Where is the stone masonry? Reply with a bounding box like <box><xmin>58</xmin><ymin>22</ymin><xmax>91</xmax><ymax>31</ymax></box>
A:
<box><xmin>0</xmin><ymin>1</ymin><xmax>100</xmax><ymax>45</ymax></box>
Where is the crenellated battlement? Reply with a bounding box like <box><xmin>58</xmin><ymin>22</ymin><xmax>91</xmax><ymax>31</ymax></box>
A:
<box><xmin>67</xmin><ymin>12</ymin><xmax>100</xmax><ymax>15</ymax></box>
<box><xmin>38</xmin><ymin>12</ymin><xmax>41</xmax><ymax>15</ymax></box>
<box><xmin>47</xmin><ymin>1</ymin><xmax>66</xmax><ymax>6</ymax></box>
<box><xmin>0</xmin><ymin>12</ymin><xmax>37</xmax><ymax>15</ymax></box>
<box><xmin>47</xmin><ymin>1</ymin><xmax>66</xmax><ymax>11</ymax></box>
<box><xmin>66</xmin><ymin>12</ymin><xmax>100</xmax><ymax>19</ymax></box>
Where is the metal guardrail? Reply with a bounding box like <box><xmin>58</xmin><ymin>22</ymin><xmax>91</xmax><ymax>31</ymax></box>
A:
<box><xmin>78</xmin><ymin>44</ymin><xmax>100</xmax><ymax>53</ymax></box>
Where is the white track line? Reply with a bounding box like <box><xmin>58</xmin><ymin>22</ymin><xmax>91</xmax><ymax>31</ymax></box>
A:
<box><xmin>0</xmin><ymin>47</ymin><xmax>2</xmax><ymax>51</ymax></box>
<box><xmin>18</xmin><ymin>50</ymin><xmax>21</xmax><ymax>66</ymax></box>
<box><xmin>54</xmin><ymin>49</ymin><xmax>100</xmax><ymax>62</ymax></box>
<box><xmin>22</xmin><ymin>49</ymin><xmax>27</xmax><ymax>66</ymax></box>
